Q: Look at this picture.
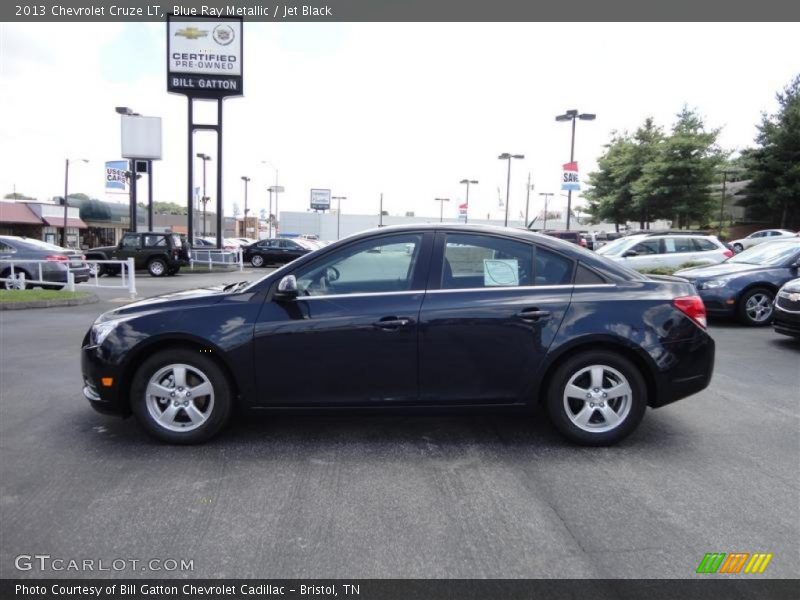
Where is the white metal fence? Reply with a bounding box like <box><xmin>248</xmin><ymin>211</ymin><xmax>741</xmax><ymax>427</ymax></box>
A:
<box><xmin>190</xmin><ymin>249</ymin><xmax>244</xmax><ymax>272</ymax></box>
<box><xmin>1</xmin><ymin>258</ymin><xmax>137</xmax><ymax>298</ymax></box>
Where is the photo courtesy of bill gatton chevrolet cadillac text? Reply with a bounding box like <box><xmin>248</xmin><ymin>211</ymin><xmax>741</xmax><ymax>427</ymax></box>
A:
<box><xmin>81</xmin><ymin>224</ymin><xmax>715</xmax><ymax>446</ymax></box>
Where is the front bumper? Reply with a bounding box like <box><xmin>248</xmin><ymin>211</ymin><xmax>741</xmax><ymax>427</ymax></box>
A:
<box><xmin>773</xmin><ymin>307</ymin><xmax>800</xmax><ymax>338</ymax></box>
<box><xmin>81</xmin><ymin>339</ymin><xmax>129</xmax><ymax>416</ymax></box>
<box><xmin>696</xmin><ymin>287</ymin><xmax>737</xmax><ymax>317</ymax></box>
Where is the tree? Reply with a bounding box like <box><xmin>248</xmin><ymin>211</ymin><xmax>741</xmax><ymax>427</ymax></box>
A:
<box><xmin>633</xmin><ymin>107</ymin><xmax>725</xmax><ymax>228</ymax></box>
<box><xmin>4</xmin><ymin>192</ymin><xmax>35</xmax><ymax>200</ymax></box>
<box><xmin>740</xmin><ymin>74</ymin><xmax>800</xmax><ymax>228</ymax></box>
<box><xmin>585</xmin><ymin>118</ymin><xmax>664</xmax><ymax>230</ymax></box>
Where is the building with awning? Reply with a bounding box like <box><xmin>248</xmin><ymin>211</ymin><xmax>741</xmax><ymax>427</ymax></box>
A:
<box><xmin>0</xmin><ymin>201</ymin><xmax>44</xmax><ymax>238</ymax></box>
<box><xmin>24</xmin><ymin>203</ymin><xmax>87</xmax><ymax>248</ymax></box>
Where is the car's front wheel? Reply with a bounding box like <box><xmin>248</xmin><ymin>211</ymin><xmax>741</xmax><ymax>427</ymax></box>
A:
<box><xmin>738</xmin><ymin>287</ymin><xmax>775</xmax><ymax>326</ymax></box>
<box><xmin>546</xmin><ymin>351</ymin><xmax>647</xmax><ymax>446</ymax></box>
<box><xmin>130</xmin><ymin>349</ymin><xmax>232</xmax><ymax>444</ymax></box>
<box><xmin>250</xmin><ymin>254</ymin><xmax>264</xmax><ymax>268</ymax></box>
<box><xmin>733</xmin><ymin>243</ymin><xmax>744</xmax><ymax>253</ymax></box>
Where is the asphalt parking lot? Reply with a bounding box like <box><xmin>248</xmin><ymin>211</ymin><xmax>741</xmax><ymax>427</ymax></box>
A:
<box><xmin>1</xmin><ymin>268</ymin><xmax>798</xmax><ymax>579</ymax></box>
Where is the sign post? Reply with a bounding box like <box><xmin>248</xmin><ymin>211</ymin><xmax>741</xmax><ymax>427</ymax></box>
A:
<box><xmin>167</xmin><ymin>14</ymin><xmax>243</xmax><ymax>249</ymax></box>
<box><xmin>310</xmin><ymin>188</ymin><xmax>332</xmax><ymax>211</ymax></box>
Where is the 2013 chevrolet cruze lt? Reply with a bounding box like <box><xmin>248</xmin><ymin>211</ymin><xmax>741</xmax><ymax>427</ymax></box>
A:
<box><xmin>81</xmin><ymin>224</ymin><xmax>714</xmax><ymax>446</ymax></box>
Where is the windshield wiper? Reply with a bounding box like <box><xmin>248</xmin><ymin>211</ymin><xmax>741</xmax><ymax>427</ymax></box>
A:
<box><xmin>222</xmin><ymin>281</ymin><xmax>249</xmax><ymax>292</ymax></box>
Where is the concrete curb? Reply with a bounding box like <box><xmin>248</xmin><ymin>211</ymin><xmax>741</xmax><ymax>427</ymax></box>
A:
<box><xmin>0</xmin><ymin>293</ymin><xmax>99</xmax><ymax>311</ymax></box>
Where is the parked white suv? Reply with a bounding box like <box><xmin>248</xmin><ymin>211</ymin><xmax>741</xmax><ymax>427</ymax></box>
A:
<box><xmin>729</xmin><ymin>229</ymin><xmax>798</xmax><ymax>253</ymax></box>
<box><xmin>596</xmin><ymin>232</ymin><xmax>732</xmax><ymax>271</ymax></box>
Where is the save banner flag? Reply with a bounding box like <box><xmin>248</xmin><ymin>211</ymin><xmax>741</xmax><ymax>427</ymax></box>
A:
<box><xmin>561</xmin><ymin>161</ymin><xmax>580</xmax><ymax>191</ymax></box>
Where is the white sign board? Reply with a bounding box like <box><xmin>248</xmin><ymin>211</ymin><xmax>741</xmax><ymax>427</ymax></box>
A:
<box><xmin>310</xmin><ymin>188</ymin><xmax>331</xmax><ymax>210</ymax></box>
<box><xmin>483</xmin><ymin>259</ymin><xmax>519</xmax><ymax>287</ymax></box>
<box><xmin>121</xmin><ymin>115</ymin><xmax>162</xmax><ymax>160</ymax></box>
<box><xmin>167</xmin><ymin>17</ymin><xmax>243</xmax><ymax>97</ymax></box>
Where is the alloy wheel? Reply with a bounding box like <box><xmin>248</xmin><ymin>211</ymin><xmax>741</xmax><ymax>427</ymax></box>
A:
<box><xmin>562</xmin><ymin>364</ymin><xmax>632</xmax><ymax>433</ymax></box>
<box><xmin>745</xmin><ymin>292</ymin><xmax>773</xmax><ymax>323</ymax></box>
<box><xmin>145</xmin><ymin>364</ymin><xmax>215</xmax><ymax>432</ymax></box>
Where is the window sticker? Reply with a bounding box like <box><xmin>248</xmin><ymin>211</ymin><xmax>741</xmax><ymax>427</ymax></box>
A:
<box><xmin>484</xmin><ymin>259</ymin><xmax>519</xmax><ymax>287</ymax></box>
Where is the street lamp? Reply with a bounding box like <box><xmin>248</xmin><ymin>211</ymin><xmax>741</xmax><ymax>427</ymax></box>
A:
<box><xmin>62</xmin><ymin>158</ymin><xmax>88</xmax><ymax>247</ymax></box>
<box><xmin>262</xmin><ymin>160</ymin><xmax>281</xmax><ymax>237</ymax></box>
<box><xmin>333</xmin><ymin>196</ymin><xmax>347</xmax><ymax>239</ymax></box>
<box><xmin>434</xmin><ymin>198</ymin><xmax>450</xmax><ymax>223</ymax></box>
<box><xmin>459</xmin><ymin>179</ymin><xmax>478</xmax><ymax>224</ymax></box>
<box><xmin>498</xmin><ymin>153</ymin><xmax>524</xmax><ymax>227</ymax></box>
<box><xmin>538</xmin><ymin>192</ymin><xmax>554</xmax><ymax>231</ymax></box>
<box><xmin>555</xmin><ymin>109</ymin><xmax>595</xmax><ymax>230</ymax></box>
<box><xmin>241</xmin><ymin>176</ymin><xmax>251</xmax><ymax>238</ymax></box>
<box><xmin>196</xmin><ymin>153</ymin><xmax>211</xmax><ymax>237</ymax></box>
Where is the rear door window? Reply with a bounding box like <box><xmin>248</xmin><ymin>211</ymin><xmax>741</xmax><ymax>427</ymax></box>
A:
<box><xmin>441</xmin><ymin>233</ymin><xmax>533</xmax><ymax>289</ymax></box>
<box><xmin>663</xmin><ymin>237</ymin><xmax>694</xmax><ymax>253</ymax></box>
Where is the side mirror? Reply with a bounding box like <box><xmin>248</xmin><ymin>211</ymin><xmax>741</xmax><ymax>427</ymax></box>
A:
<box><xmin>623</xmin><ymin>250</ymin><xmax>639</xmax><ymax>257</ymax></box>
<box><xmin>275</xmin><ymin>274</ymin><xmax>299</xmax><ymax>300</ymax></box>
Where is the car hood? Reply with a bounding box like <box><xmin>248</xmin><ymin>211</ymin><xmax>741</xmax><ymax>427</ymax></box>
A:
<box><xmin>675</xmin><ymin>262</ymin><xmax>766</xmax><ymax>279</ymax></box>
<box><xmin>105</xmin><ymin>284</ymin><xmax>237</xmax><ymax>318</ymax></box>
<box><xmin>780</xmin><ymin>277</ymin><xmax>800</xmax><ymax>293</ymax></box>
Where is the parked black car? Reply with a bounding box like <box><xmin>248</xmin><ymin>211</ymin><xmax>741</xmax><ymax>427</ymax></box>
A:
<box><xmin>675</xmin><ymin>239</ymin><xmax>800</xmax><ymax>326</ymax></box>
<box><xmin>543</xmin><ymin>230</ymin><xmax>588</xmax><ymax>249</ymax></box>
<box><xmin>86</xmin><ymin>232</ymin><xmax>190</xmax><ymax>277</ymax></box>
<box><xmin>773</xmin><ymin>278</ymin><xmax>800</xmax><ymax>338</ymax></box>
<box><xmin>0</xmin><ymin>235</ymin><xmax>90</xmax><ymax>289</ymax></box>
<box><xmin>243</xmin><ymin>238</ymin><xmax>313</xmax><ymax>267</ymax></box>
<box><xmin>82</xmin><ymin>224</ymin><xmax>714</xmax><ymax>446</ymax></box>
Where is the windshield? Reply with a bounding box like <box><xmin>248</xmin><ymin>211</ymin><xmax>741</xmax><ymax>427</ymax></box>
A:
<box><xmin>596</xmin><ymin>237</ymin><xmax>635</xmax><ymax>256</ymax></box>
<box><xmin>729</xmin><ymin>242</ymin><xmax>800</xmax><ymax>266</ymax></box>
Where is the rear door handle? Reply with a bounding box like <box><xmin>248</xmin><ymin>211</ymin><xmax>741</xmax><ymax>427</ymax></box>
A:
<box><xmin>516</xmin><ymin>308</ymin><xmax>551</xmax><ymax>322</ymax></box>
<box><xmin>373</xmin><ymin>316</ymin><xmax>413</xmax><ymax>330</ymax></box>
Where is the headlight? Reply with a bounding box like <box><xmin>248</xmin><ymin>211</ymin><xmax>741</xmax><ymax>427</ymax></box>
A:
<box><xmin>699</xmin><ymin>279</ymin><xmax>728</xmax><ymax>290</ymax></box>
<box><xmin>91</xmin><ymin>316</ymin><xmax>134</xmax><ymax>346</ymax></box>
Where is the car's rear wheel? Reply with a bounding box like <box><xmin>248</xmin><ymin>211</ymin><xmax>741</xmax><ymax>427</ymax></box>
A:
<box><xmin>147</xmin><ymin>258</ymin><xmax>167</xmax><ymax>277</ymax></box>
<box><xmin>737</xmin><ymin>287</ymin><xmax>775</xmax><ymax>326</ymax></box>
<box><xmin>1</xmin><ymin>269</ymin><xmax>31</xmax><ymax>290</ymax></box>
<box><xmin>130</xmin><ymin>349</ymin><xmax>232</xmax><ymax>444</ymax></box>
<box><xmin>546</xmin><ymin>351</ymin><xmax>647</xmax><ymax>446</ymax></box>
<box><xmin>250</xmin><ymin>254</ymin><xmax>264</xmax><ymax>268</ymax></box>
<box><xmin>167</xmin><ymin>266</ymin><xmax>180</xmax><ymax>276</ymax></box>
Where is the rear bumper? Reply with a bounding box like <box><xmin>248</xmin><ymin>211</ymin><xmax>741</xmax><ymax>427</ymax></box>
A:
<box><xmin>648</xmin><ymin>332</ymin><xmax>715</xmax><ymax>408</ymax></box>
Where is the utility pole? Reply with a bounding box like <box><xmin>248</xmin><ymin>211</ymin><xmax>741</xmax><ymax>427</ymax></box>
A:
<box><xmin>333</xmin><ymin>196</ymin><xmax>347</xmax><ymax>239</ymax></box>
<box><xmin>434</xmin><ymin>198</ymin><xmax>450</xmax><ymax>223</ymax></box>
<box><xmin>241</xmin><ymin>176</ymin><xmax>251</xmax><ymax>238</ymax></box>
<box><xmin>459</xmin><ymin>179</ymin><xmax>478</xmax><ymax>224</ymax></box>
<box><xmin>524</xmin><ymin>171</ymin><xmax>533</xmax><ymax>228</ymax></box>
<box><xmin>539</xmin><ymin>192</ymin><xmax>554</xmax><ymax>231</ymax></box>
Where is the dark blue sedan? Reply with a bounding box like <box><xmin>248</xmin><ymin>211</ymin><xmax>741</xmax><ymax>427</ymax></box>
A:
<box><xmin>81</xmin><ymin>224</ymin><xmax>715</xmax><ymax>446</ymax></box>
<box><xmin>675</xmin><ymin>239</ymin><xmax>800</xmax><ymax>326</ymax></box>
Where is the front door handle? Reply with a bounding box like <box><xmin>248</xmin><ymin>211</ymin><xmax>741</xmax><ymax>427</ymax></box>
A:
<box><xmin>516</xmin><ymin>308</ymin><xmax>551</xmax><ymax>322</ymax></box>
<box><xmin>373</xmin><ymin>316</ymin><xmax>413</xmax><ymax>330</ymax></box>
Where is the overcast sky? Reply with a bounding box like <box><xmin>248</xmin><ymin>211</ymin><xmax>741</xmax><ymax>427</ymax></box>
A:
<box><xmin>1</xmin><ymin>22</ymin><xmax>798</xmax><ymax>221</ymax></box>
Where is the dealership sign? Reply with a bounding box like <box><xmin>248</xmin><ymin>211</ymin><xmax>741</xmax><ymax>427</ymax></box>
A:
<box><xmin>105</xmin><ymin>161</ymin><xmax>129</xmax><ymax>193</ymax></box>
<box><xmin>167</xmin><ymin>16</ymin><xmax>243</xmax><ymax>97</ymax></box>
<box><xmin>561</xmin><ymin>161</ymin><xmax>580</xmax><ymax>191</ymax></box>
<box><xmin>310</xmin><ymin>188</ymin><xmax>331</xmax><ymax>210</ymax></box>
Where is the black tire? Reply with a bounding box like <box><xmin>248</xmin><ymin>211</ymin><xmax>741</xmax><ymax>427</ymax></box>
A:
<box><xmin>737</xmin><ymin>287</ymin><xmax>775</xmax><ymax>326</ymax></box>
<box><xmin>147</xmin><ymin>257</ymin><xmax>167</xmax><ymax>277</ymax></box>
<box><xmin>130</xmin><ymin>348</ymin><xmax>233</xmax><ymax>444</ymax></box>
<box><xmin>733</xmin><ymin>243</ymin><xmax>744</xmax><ymax>253</ymax></box>
<box><xmin>1</xmin><ymin>269</ymin><xmax>32</xmax><ymax>290</ymax></box>
<box><xmin>250</xmin><ymin>254</ymin><xmax>265</xmax><ymax>268</ymax></box>
<box><xmin>546</xmin><ymin>350</ymin><xmax>647</xmax><ymax>446</ymax></box>
<box><xmin>166</xmin><ymin>266</ymin><xmax>180</xmax><ymax>276</ymax></box>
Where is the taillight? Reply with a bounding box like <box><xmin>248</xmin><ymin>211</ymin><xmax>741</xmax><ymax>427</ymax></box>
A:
<box><xmin>673</xmin><ymin>295</ymin><xmax>707</xmax><ymax>329</ymax></box>
<box><xmin>45</xmin><ymin>254</ymin><xmax>69</xmax><ymax>262</ymax></box>
<box><xmin>723</xmin><ymin>249</ymin><xmax>733</xmax><ymax>258</ymax></box>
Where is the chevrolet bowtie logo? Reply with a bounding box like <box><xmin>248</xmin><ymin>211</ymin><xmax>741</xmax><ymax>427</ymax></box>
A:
<box><xmin>175</xmin><ymin>27</ymin><xmax>209</xmax><ymax>40</ymax></box>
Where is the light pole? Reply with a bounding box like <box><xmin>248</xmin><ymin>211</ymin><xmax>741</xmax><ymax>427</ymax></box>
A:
<box><xmin>498</xmin><ymin>153</ymin><xmax>524</xmax><ymax>227</ymax></box>
<box><xmin>261</xmin><ymin>160</ymin><xmax>280</xmax><ymax>237</ymax></box>
<box><xmin>434</xmin><ymin>198</ymin><xmax>450</xmax><ymax>223</ymax></box>
<box><xmin>267</xmin><ymin>187</ymin><xmax>273</xmax><ymax>238</ymax></box>
<box><xmin>333</xmin><ymin>196</ymin><xmax>347</xmax><ymax>239</ymax></box>
<box><xmin>241</xmin><ymin>176</ymin><xmax>251</xmax><ymax>238</ymax></box>
<box><xmin>556</xmin><ymin>109</ymin><xmax>595</xmax><ymax>231</ymax></box>
<box><xmin>196</xmin><ymin>153</ymin><xmax>211</xmax><ymax>237</ymax></box>
<box><xmin>524</xmin><ymin>172</ymin><xmax>534</xmax><ymax>228</ymax></box>
<box><xmin>459</xmin><ymin>179</ymin><xmax>478</xmax><ymax>224</ymax></box>
<box><xmin>538</xmin><ymin>192</ymin><xmax>553</xmax><ymax>231</ymax></box>
<box><xmin>62</xmin><ymin>158</ymin><xmax>88</xmax><ymax>247</ymax></box>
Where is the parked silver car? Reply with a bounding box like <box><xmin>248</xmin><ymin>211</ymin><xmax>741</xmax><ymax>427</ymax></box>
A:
<box><xmin>0</xmin><ymin>235</ymin><xmax>90</xmax><ymax>289</ymax></box>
